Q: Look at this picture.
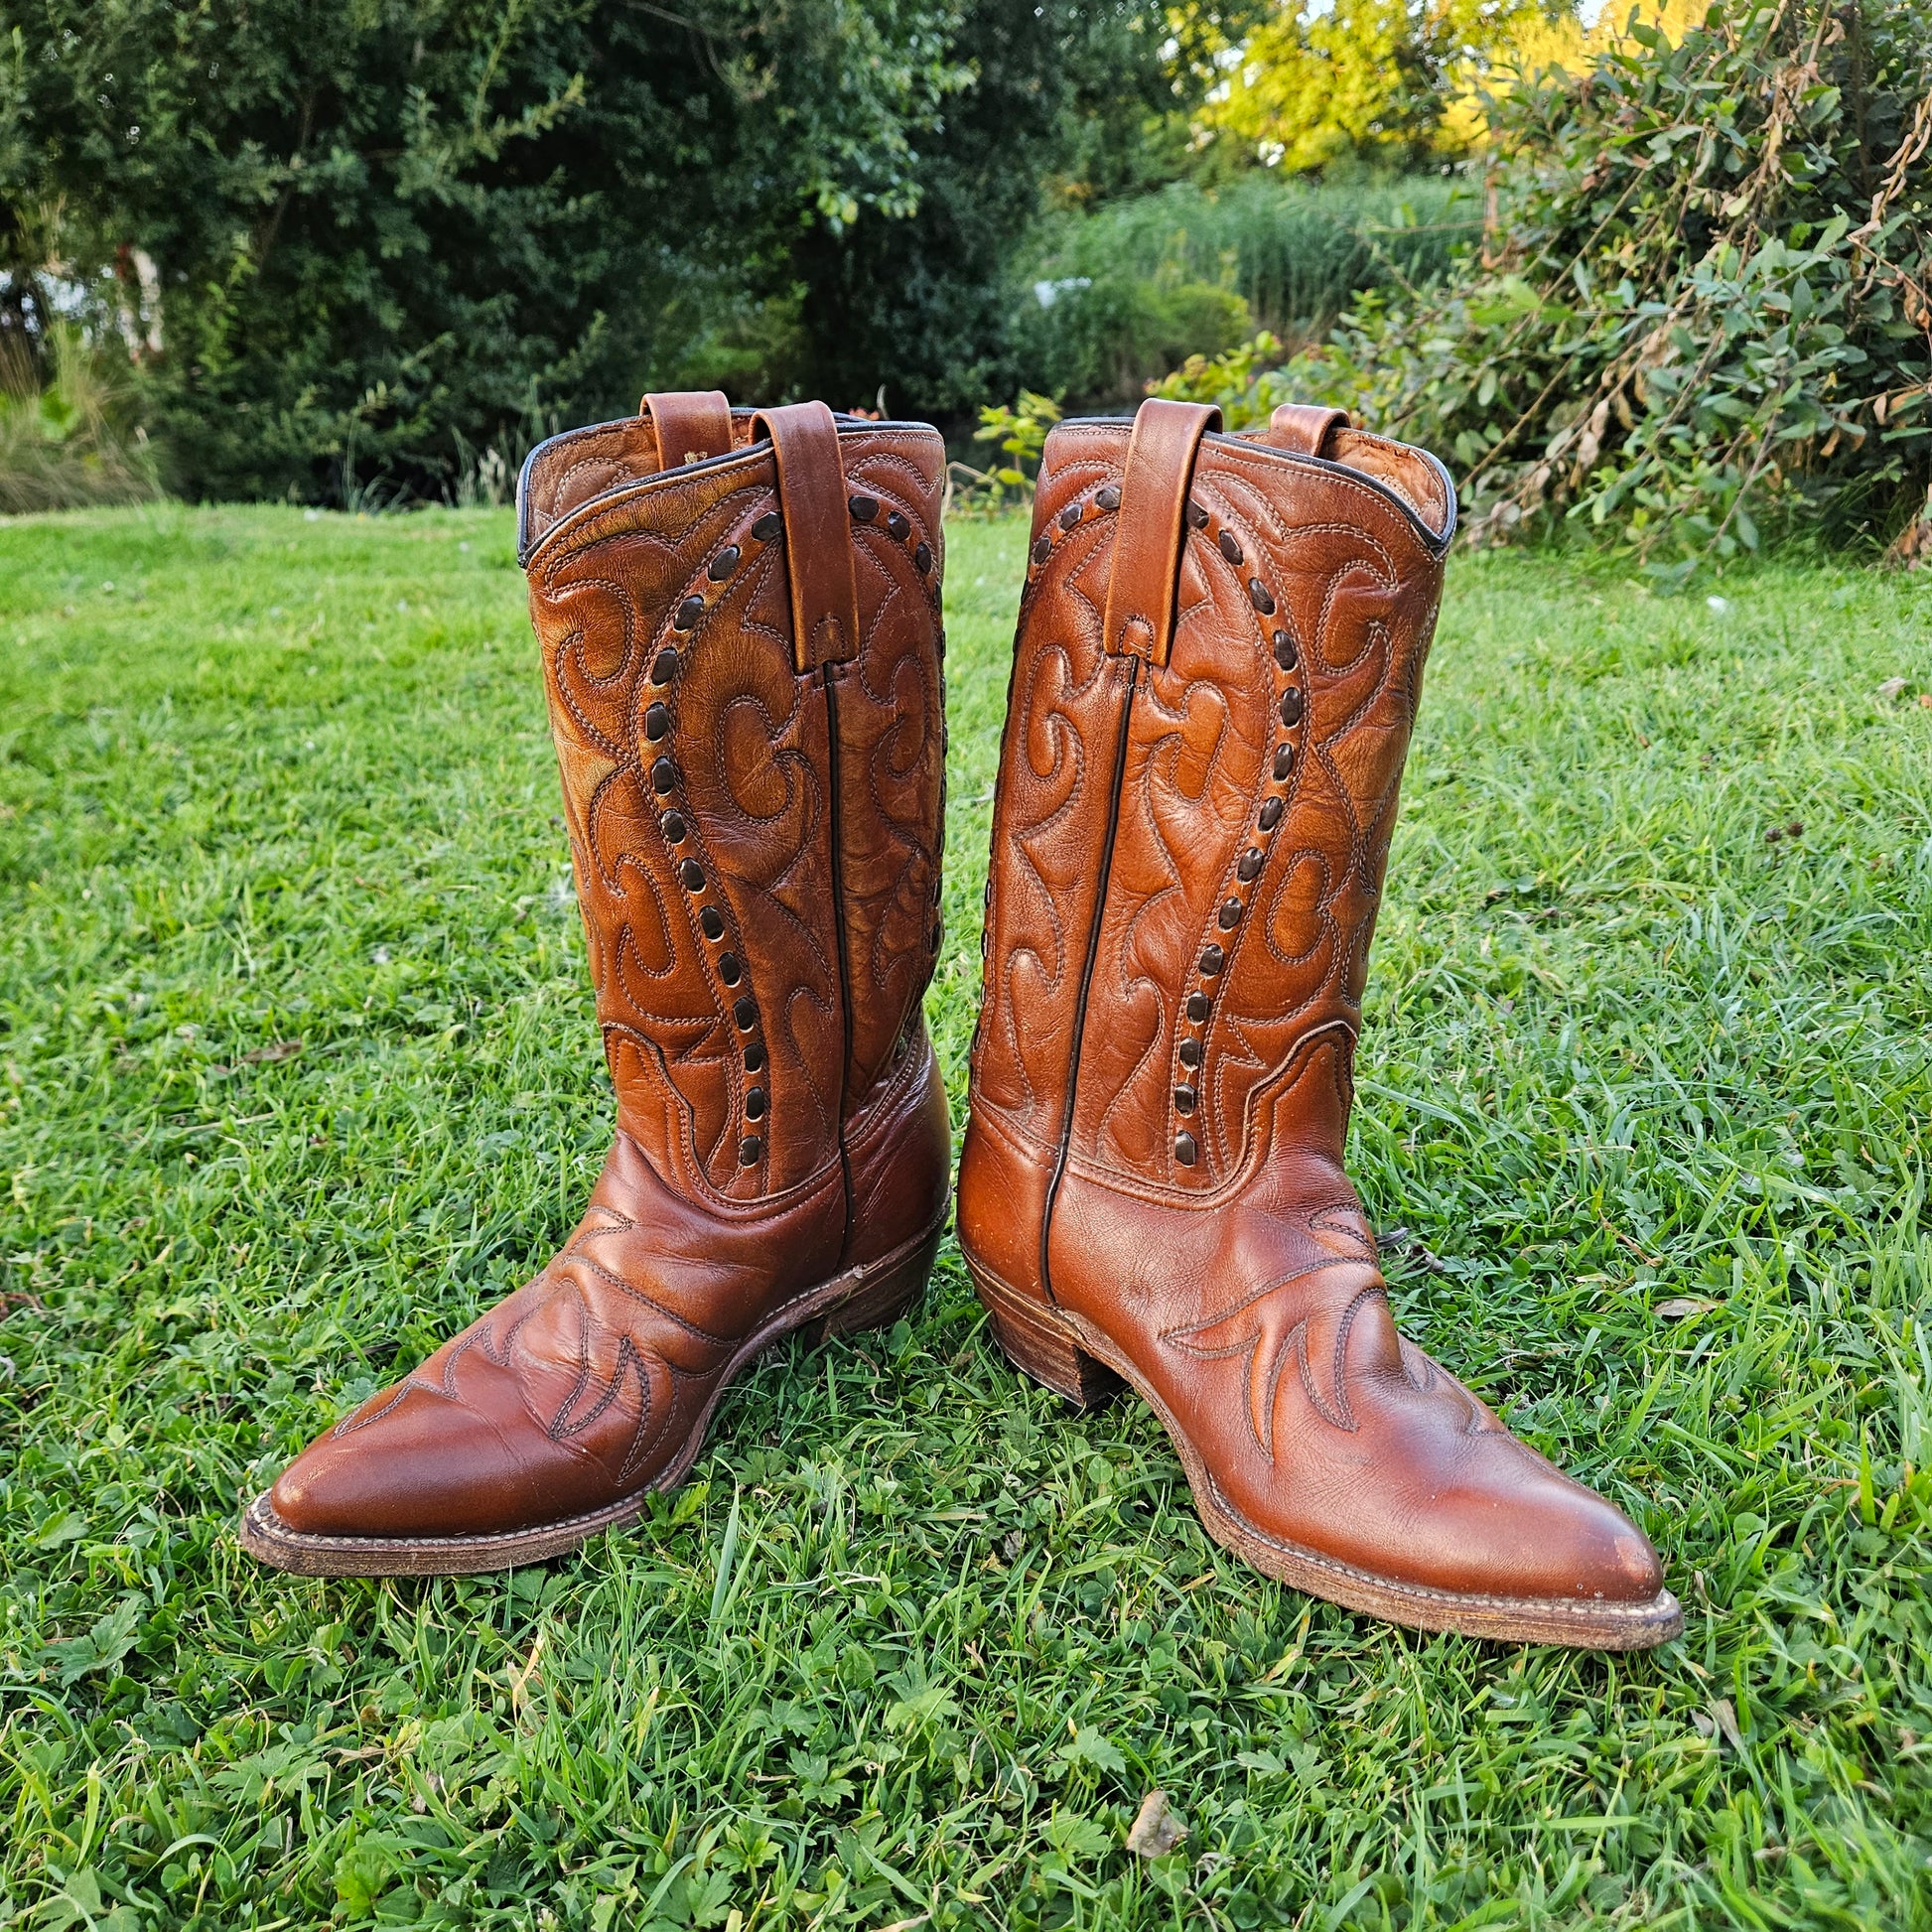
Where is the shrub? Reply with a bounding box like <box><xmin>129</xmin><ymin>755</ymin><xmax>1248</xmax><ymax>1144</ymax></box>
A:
<box><xmin>2</xmin><ymin>0</ymin><xmax>1187</xmax><ymax>501</ymax></box>
<box><xmin>1157</xmin><ymin>1</ymin><xmax>1932</xmax><ymax>573</ymax></box>
<box><xmin>0</xmin><ymin>325</ymin><xmax>157</xmax><ymax>514</ymax></box>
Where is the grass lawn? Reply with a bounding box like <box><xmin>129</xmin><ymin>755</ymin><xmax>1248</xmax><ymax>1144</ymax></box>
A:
<box><xmin>2</xmin><ymin>503</ymin><xmax>1931</xmax><ymax>1932</ymax></box>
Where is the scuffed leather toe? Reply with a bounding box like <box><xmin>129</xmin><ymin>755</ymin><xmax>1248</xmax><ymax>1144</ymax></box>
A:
<box><xmin>268</xmin><ymin>1374</ymin><xmax>611</xmax><ymax>1543</ymax></box>
<box><xmin>1412</xmin><ymin>1436</ymin><xmax>1666</xmax><ymax>1608</ymax></box>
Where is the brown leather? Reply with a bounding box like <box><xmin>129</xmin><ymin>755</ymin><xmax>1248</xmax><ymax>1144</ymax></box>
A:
<box><xmin>642</xmin><ymin>389</ymin><xmax>733</xmax><ymax>468</ymax></box>
<box><xmin>246</xmin><ymin>392</ymin><xmax>950</xmax><ymax>1573</ymax></box>
<box><xmin>754</xmin><ymin>401</ymin><xmax>861</xmax><ymax>671</ymax></box>
<box><xmin>1263</xmin><ymin>401</ymin><xmax>1349</xmax><ymax>457</ymax></box>
<box><xmin>957</xmin><ymin>401</ymin><xmax>1681</xmax><ymax>1646</ymax></box>
<box><xmin>1101</xmin><ymin>398</ymin><xmax>1218</xmax><ymax>666</ymax></box>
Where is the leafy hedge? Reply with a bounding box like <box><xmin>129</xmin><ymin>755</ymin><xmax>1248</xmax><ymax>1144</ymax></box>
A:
<box><xmin>1160</xmin><ymin>0</ymin><xmax>1932</xmax><ymax>571</ymax></box>
<box><xmin>1</xmin><ymin>0</ymin><xmax>1179</xmax><ymax>504</ymax></box>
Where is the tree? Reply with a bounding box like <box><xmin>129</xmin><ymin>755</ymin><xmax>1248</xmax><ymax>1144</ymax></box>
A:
<box><xmin>1187</xmin><ymin>0</ymin><xmax>1569</xmax><ymax>175</ymax></box>
<box><xmin>0</xmin><ymin>0</ymin><xmax>981</xmax><ymax>499</ymax></box>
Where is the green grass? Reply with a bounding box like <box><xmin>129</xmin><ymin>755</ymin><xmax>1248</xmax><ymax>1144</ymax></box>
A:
<box><xmin>2</xmin><ymin>504</ymin><xmax>1931</xmax><ymax>1931</ymax></box>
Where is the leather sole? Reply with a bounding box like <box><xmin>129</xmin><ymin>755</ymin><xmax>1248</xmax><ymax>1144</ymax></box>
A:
<box><xmin>239</xmin><ymin>1217</ymin><xmax>945</xmax><ymax>1579</ymax></box>
<box><xmin>967</xmin><ymin>1256</ymin><xmax>1685</xmax><ymax>1650</ymax></box>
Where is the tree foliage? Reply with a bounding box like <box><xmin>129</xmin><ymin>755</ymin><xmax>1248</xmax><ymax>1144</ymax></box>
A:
<box><xmin>1165</xmin><ymin>0</ymin><xmax>1932</xmax><ymax>569</ymax></box>
<box><xmin>0</xmin><ymin>0</ymin><xmax>1181</xmax><ymax>501</ymax></box>
<box><xmin>1187</xmin><ymin>0</ymin><xmax>1562</xmax><ymax>174</ymax></box>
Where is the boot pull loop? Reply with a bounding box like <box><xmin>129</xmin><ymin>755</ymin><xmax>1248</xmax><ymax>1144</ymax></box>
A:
<box><xmin>1101</xmin><ymin>398</ymin><xmax>1221</xmax><ymax>669</ymax></box>
<box><xmin>1258</xmin><ymin>402</ymin><xmax>1349</xmax><ymax>458</ymax></box>
<box><xmin>640</xmin><ymin>390</ymin><xmax>734</xmax><ymax>470</ymax></box>
<box><xmin>751</xmin><ymin>400</ymin><xmax>861</xmax><ymax>674</ymax></box>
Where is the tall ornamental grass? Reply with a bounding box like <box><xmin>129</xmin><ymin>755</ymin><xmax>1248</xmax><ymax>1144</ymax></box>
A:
<box><xmin>1013</xmin><ymin>173</ymin><xmax>1477</xmax><ymax>404</ymax></box>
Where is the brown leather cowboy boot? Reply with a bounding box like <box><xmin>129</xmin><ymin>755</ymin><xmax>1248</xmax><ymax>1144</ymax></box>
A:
<box><xmin>244</xmin><ymin>391</ymin><xmax>950</xmax><ymax>1576</ymax></box>
<box><xmin>956</xmin><ymin>397</ymin><xmax>1681</xmax><ymax>1646</ymax></box>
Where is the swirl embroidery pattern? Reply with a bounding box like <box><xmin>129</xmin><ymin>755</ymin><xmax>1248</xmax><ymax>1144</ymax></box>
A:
<box><xmin>532</xmin><ymin>470</ymin><xmax>843</xmax><ymax>1200</ymax></box>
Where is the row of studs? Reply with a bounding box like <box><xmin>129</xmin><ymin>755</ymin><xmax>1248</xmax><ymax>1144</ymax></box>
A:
<box><xmin>849</xmin><ymin>490</ymin><xmax>936</xmax><ymax>579</ymax></box>
<box><xmin>852</xmin><ymin>490</ymin><xmax>948</xmax><ymax>958</ymax></box>
<box><xmin>1025</xmin><ymin>482</ymin><xmax>1123</xmax><ymax>578</ymax></box>
<box><xmin>649</xmin><ymin>508</ymin><xmax>785</xmax><ymax>1168</ymax></box>
<box><xmin>1171</xmin><ymin>501</ymin><xmax>1308</xmax><ymax>1170</ymax></box>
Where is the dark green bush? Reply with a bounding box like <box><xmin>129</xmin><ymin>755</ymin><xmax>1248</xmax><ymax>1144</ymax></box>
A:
<box><xmin>0</xmin><ymin>0</ymin><xmax>1186</xmax><ymax>503</ymax></box>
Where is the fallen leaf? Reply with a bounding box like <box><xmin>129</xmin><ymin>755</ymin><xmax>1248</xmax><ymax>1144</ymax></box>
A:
<box><xmin>1920</xmin><ymin>694</ymin><xmax>1932</xmax><ymax>709</ymax></box>
<box><xmin>243</xmin><ymin>1039</ymin><xmax>304</xmax><ymax>1065</ymax></box>
<box><xmin>1692</xmin><ymin>1711</ymin><xmax>1715</xmax><ymax>1737</ymax></box>
<box><xmin>1875</xmin><ymin>677</ymin><xmax>1907</xmax><ymax>701</ymax></box>
<box><xmin>1712</xmin><ymin>1697</ymin><xmax>1745</xmax><ymax>1753</ymax></box>
<box><xmin>1126</xmin><ymin>1790</ymin><xmax>1187</xmax><ymax>1858</ymax></box>
<box><xmin>1655</xmin><ymin>1297</ymin><xmax>1721</xmax><ymax>1321</ymax></box>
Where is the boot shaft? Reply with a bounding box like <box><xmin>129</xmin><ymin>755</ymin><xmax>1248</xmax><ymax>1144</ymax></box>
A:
<box><xmin>968</xmin><ymin>401</ymin><xmax>1452</xmax><ymax>1198</ymax></box>
<box><xmin>519</xmin><ymin>396</ymin><xmax>946</xmax><ymax>1203</ymax></box>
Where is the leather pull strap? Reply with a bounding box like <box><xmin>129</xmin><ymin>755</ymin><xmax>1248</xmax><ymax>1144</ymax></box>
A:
<box><xmin>641</xmin><ymin>389</ymin><xmax>733</xmax><ymax>470</ymax></box>
<box><xmin>1101</xmin><ymin>398</ymin><xmax>1220</xmax><ymax>667</ymax></box>
<box><xmin>1261</xmin><ymin>402</ymin><xmax>1349</xmax><ymax>458</ymax></box>
<box><xmin>752</xmin><ymin>401</ymin><xmax>860</xmax><ymax>673</ymax></box>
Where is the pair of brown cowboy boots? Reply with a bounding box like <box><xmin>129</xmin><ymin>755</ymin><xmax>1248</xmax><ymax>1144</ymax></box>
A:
<box><xmin>244</xmin><ymin>389</ymin><xmax>1681</xmax><ymax>1649</ymax></box>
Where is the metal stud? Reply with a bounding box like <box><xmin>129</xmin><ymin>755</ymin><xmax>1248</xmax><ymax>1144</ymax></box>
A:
<box><xmin>751</xmin><ymin>512</ymin><xmax>782</xmax><ymax>542</ymax></box>
<box><xmin>680</xmin><ymin>859</ymin><xmax>704</xmax><ymax>892</ymax></box>
<box><xmin>700</xmin><ymin>905</ymin><xmax>724</xmax><ymax>939</ymax></box>
<box><xmin>1059</xmin><ymin>502</ymin><xmax>1081</xmax><ymax>531</ymax></box>
<box><xmin>1186</xmin><ymin>500</ymin><xmax>1208</xmax><ymax>529</ymax></box>
<box><xmin>1174</xmin><ymin>1132</ymin><xmax>1198</xmax><ymax>1166</ymax></box>
<box><xmin>1274</xmin><ymin>744</ymin><xmax>1295</xmax><ymax>781</ymax></box>
<box><xmin>1174</xmin><ymin>1086</ymin><xmax>1196</xmax><ymax>1114</ymax></box>
<box><xmin>644</xmin><ymin>701</ymin><xmax>670</xmax><ymax>741</ymax></box>
<box><xmin>887</xmin><ymin>510</ymin><xmax>910</xmax><ymax>540</ymax></box>
<box><xmin>1199</xmin><ymin>944</ymin><xmax>1224</xmax><ymax>975</ymax></box>
<box><xmin>746</xmin><ymin>1087</ymin><xmax>767</xmax><ymax>1120</ymax></box>
<box><xmin>1218</xmin><ymin>898</ymin><xmax>1242</xmax><ymax>929</ymax></box>
<box><xmin>708</xmin><ymin>545</ymin><xmax>741</xmax><ymax>581</ymax></box>
<box><xmin>1249</xmin><ymin>580</ymin><xmax>1275</xmax><ymax>615</ymax></box>
<box><xmin>1280</xmin><ymin>689</ymin><xmax>1305</xmax><ymax>727</ymax></box>
<box><xmin>651</xmin><ymin>647</ymin><xmax>679</xmax><ymax>684</ymax></box>
<box><xmin>914</xmin><ymin>542</ymin><xmax>932</xmax><ymax>573</ymax></box>
<box><xmin>1186</xmin><ymin>992</ymin><xmax>1209</xmax><ymax>1022</ymax></box>
<box><xmin>660</xmin><ymin>810</ymin><xmax>687</xmax><ymax>844</ymax></box>
<box><xmin>1096</xmin><ymin>484</ymin><xmax>1121</xmax><ymax>510</ymax></box>
<box><xmin>1259</xmin><ymin>798</ymin><xmax>1284</xmax><ymax>831</ymax></box>
<box><xmin>719</xmin><ymin>952</ymin><xmax>743</xmax><ymax>985</ymax></box>
<box><xmin>739</xmin><ymin>1136</ymin><xmax>762</xmax><ymax>1166</ymax></box>
<box><xmin>1273</xmin><ymin>628</ymin><xmax>1297</xmax><ymax>670</ymax></box>
<box><xmin>674</xmin><ymin>596</ymin><xmax>703</xmax><ymax>630</ymax></box>
<box><xmin>734</xmin><ymin>997</ymin><xmax>758</xmax><ymax>1031</ymax></box>
<box><xmin>1179</xmin><ymin>1038</ymin><xmax>1202</xmax><ymax>1068</ymax></box>
<box><xmin>849</xmin><ymin>494</ymin><xmax>878</xmax><ymax>521</ymax></box>
<box><xmin>1237</xmin><ymin>847</ymin><xmax>1263</xmax><ymax>882</ymax></box>
<box><xmin>744</xmin><ymin>1041</ymin><xmax>765</xmax><ymax>1071</ymax></box>
<box><xmin>651</xmin><ymin>757</ymin><xmax>677</xmax><ymax>794</ymax></box>
<box><xmin>1218</xmin><ymin>530</ymin><xmax>1243</xmax><ymax>566</ymax></box>
<box><xmin>1032</xmin><ymin>536</ymin><xmax>1050</xmax><ymax>566</ymax></box>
